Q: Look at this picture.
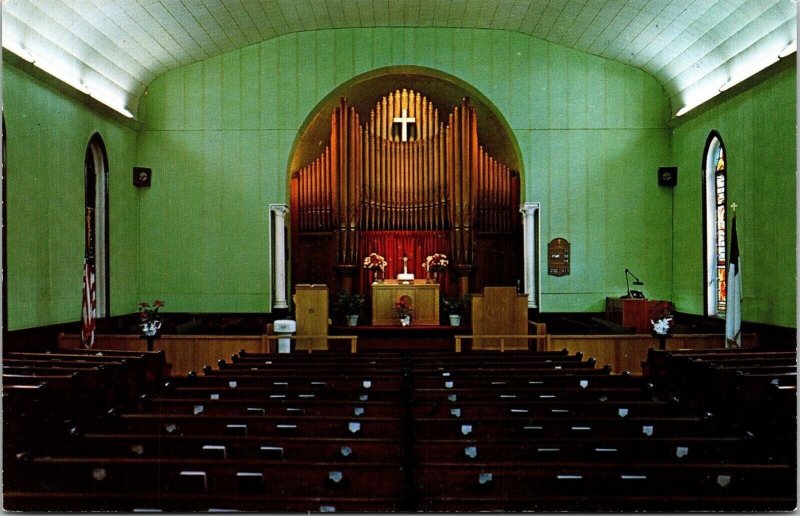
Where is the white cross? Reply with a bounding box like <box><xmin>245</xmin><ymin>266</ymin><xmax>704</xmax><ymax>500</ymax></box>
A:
<box><xmin>393</xmin><ymin>109</ymin><xmax>416</xmax><ymax>142</ymax></box>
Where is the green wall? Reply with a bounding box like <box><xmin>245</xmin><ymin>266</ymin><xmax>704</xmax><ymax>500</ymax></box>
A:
<box><xmin>4</xmin><ymin>61</ymin><xmax>139</xmax><ymax>330</ymax></box>
<box><xmin>137</xmin><ymin>27</ymin><xmax>672</xmax><ymax>313</ymax></box>
<box><xmin>6</xmin><ymin>26</ymin><xmax>794</xmax><ymax>328</ymax></box>
<box><xmin>671</xmin><ymin>65</ymin><xmax>796</xmax><ymax>328</ymax></box>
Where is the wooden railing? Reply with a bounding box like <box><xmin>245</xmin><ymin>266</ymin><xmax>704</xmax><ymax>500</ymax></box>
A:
<box><xmin>454</xmin><ymin>334</ymin><xmax>551</xmax><ymax>353</ymax></box>
<box><xmin>261</xmin><ymin>334</ymin><xmax>359</xmax><ymax>354</ymax></box>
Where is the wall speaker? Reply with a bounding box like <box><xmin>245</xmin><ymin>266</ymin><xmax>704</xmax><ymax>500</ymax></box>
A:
<box><xmin>133</xmin><ymin>167</ymin><xmax>152</xmax><ymax>187</ymax></box>
<box><xmin>658</xmin><ymin>166</ymin><xmax>677</xmax><ymax>187</ymax></box>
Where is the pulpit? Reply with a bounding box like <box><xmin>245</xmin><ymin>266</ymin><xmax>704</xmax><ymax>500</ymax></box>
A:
<box><xmin>471</xmin><ymin>287</ymin><xmax>529</xmax><ymax>350</ymax></box>
<box><xmin>606</xmin><ymin>297</ymin><xmax>668</xmax><ymax>334</ymax></box>
<box><xmin>371</xmin><ymin>280</ymin><xmax>440</xmax><ymax>325</ymax></box>
<box><xmin>294</xmin><ymin>284</ymin><xmax>329</xmax><ymax>350</ymax></box>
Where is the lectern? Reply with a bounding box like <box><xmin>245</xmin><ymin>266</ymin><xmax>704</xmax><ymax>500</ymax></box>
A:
<box><xmin>606</xmin><ymin>297</ymin><xmax>667</xmax><ymax>334</ymax></box>
<box><xmin>294</xmin><ymin>284</ymin><xmax>329</xmax><ymax>350</ymax></box>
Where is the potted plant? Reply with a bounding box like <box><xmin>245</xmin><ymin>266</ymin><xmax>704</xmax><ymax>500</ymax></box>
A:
<box><xmin>392</xmin><ymin>295</ymin><xmax>414</xmax><ymax>326</ymax></box>
<box><xmin>334</xmin><ymin>291</ymin><xmax>365</xmax><ymax>326</ymax></box>
<box><xmin>442</xmin><ymin>295</ymin><xmax>469</xmax><ymax>326</ymax></box>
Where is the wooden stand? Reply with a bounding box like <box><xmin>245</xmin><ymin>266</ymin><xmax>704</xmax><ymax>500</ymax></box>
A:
<box><xmin>606</xmin><ymin>297</ymin><xmax>668</xmax><ymax>334</ymax></box>
<box><xmin>471</xmin><ymin>287</ymin><xmax>530</xmax><ymax>350</ymax></box>
<box><xmin>371</xmin><ymin>280</ymin><xmax>440</xmax><ymax>326</ymax></box>
<box><xmin>294</xmin><ymin>284</ymin><xmax>329</xmax><ymax>351</ymax></box>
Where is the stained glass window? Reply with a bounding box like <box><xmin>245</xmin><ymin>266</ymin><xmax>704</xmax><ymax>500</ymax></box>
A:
<box><xmin>704</xmin><ymin>134</ymin><xmax>727</xmax><ymax>316</ymax></box>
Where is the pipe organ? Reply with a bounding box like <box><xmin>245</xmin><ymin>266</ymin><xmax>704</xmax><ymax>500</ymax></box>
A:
<box><xmin>291</xmin><ymin>89</ymin><xmax>521</xmax><ymax>295</ymax></box>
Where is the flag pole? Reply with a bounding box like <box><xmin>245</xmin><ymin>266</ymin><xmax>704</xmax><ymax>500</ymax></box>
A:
<box><xmin>725</xmin><ymin>203</ymin><xmax>741</xmax><ymax>348</ymax></box>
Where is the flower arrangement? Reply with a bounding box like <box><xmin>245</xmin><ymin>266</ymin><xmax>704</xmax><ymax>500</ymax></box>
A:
<box><xmin>392</xmin><ymin>295</ymin><xmax>414</xmax><ymax>319</ymax></box>
<box><xmin>362</xmin><ymin>252</ymin><xmax>387</xmax><ymax>271</ymax></box>
<box><xmin>139</xmin><ymin>300</ymin><xmax>164</xmax><ymax>336</ymax></box>
<box><xmin>422</xmin><ymin>253</ymin><xmax>449</xmax><ymax>272</ymax></box>
<box><xmin>649</xmin><ymin>301</ymin><xmax>674</xmax><ymax>335</ymax></box>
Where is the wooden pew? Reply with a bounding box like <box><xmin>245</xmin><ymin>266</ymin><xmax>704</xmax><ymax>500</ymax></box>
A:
<box><xmin>416</xmin><ymin>462</ymin><xmax>796</xmax><ymax>512</ymax></box>
<box><xmin>415</xmin><ymin>462</ymin><xmax>794</xmax><ymax>511</ymax></box>
<box><xmin>101</xmin><ymin>413</ymin><xmax>403</xmax><ymax>439</ymax></box>
<box><xmin>196</xmin><ymin>366</ymin><xmax>405</xmax><ymax>390</ymax></box>
<box><xmin>412</xmin><ymin>372</ymin><xmax>643</xmax><ymax>391</ymax></box>
<box><xmin>158</xmin><ymin>383</ymin><xmax>403</xmax><ymax>402</ymax></box>
<box><xmin>66</xmin><ymin>433</ymin><xmax>403</xmax><ymax>462</ymax></box>
<box><xmin>7</xmin><ymin>351</ymin><xmax>149</xmax><ymax>395</ymax></box>
<box><xmin>410</xmin><ymin>399</ymin><xmax>682</xmax><ymax>419</ymax></box>
<box><xmin>54</xmin><ymin>347</ymin><xmax>171</xmax><ymax>391</ymax></box>
<box><xmin>3</xmin><ymin>383</ymin><xmax>57</xmax><ymax>457</ymax></box>
<box><xmin>411</xmin><ymin>384</ymin><xmax>656</xmax><ymax>402</ymax></box>
<box><xmin>413</xmin><ymin>435</ymin><xmax>760</xmax><ymax>463</ymax></box>
<box><xmin>3</xmin><ymin>359</ymin><xmax>135</xmax><ymax>408</ymax></box>
<box><xmin>412</xmin><ymin>415</ymin><xmax>719</xmax><ymax>440</ymax></box>
<box><xmin>3</xmin><ymin>371</ymin><xmax>106</xmax><ymax>421</ymax></box>
<box><xmin>8</xmin><ymin>456</ymin><xmax>404</xmax><ymax>499</ymax></box>
<box><xmin>4</xmin><ymin>490</ymin><xmax>403</xmax><ymax>512</ymax></box>
<box><xmin>143</xmin><ymin>396</ymin><xmax>405</xmax><ymax>418</ymax></box>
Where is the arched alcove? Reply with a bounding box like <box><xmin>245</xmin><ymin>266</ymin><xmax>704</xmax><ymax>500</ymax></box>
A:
<box><xmin>289</xmin><ymin>66</ymin><xmax>524</xmax><ymax>191</ymax></box>
<box><xmin>287</xmin><ymin>67</ymin><xmax>526</xmax><ymax>299</ymax></box>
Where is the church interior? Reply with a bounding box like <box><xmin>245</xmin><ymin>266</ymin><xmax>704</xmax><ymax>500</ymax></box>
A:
<box><xmin>1</xmin><ymin>0</ymin><xmax>797</xmax><ymax>511</ymax></box>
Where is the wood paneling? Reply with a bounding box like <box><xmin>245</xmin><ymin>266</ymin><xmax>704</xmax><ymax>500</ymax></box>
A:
<box><xmin>293</xmin><ymin>285</ymin><xmax>330</xmax><ymax>351</ymax></box>
<box><xmin>59</xmin><ymin>333</ymin><xmax>269</xmax><ymax>376</ymax></box>
<box><xmin>371</xmin><ymin>280</ymin><xmax>440</xmax><ymax>326</ymax></box>
<box><xmin>471</xmin><ymin>287</ymin><xmax>529</xmax><ymax>350</ymax></box>
<box><xmin>545</xmin><ymin>333</ymin><xmax>759</xmax><ymax>374</ymax></box>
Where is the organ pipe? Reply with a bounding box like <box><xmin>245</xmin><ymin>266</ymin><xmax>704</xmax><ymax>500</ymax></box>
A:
<box><xmin>292</xmin><ymin>91</ymin><xmax>517</xmax><ymax>266</ymax></box>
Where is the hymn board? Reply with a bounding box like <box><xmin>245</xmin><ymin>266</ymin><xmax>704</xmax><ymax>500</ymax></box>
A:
<box><xmin>290</xmin><ymin>89</ymin><xmax>522</xmax><ymax>296</ymax></box>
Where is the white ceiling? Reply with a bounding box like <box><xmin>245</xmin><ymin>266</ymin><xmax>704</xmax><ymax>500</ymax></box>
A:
<box><xmin>2</xmin><ymin>0</ymin><xmax>796</xmax><ymax>118</ymax></box>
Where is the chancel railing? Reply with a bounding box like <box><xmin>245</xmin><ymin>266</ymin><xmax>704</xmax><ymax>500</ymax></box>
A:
<box><xmin>291</xmin><ymin>89</ymin><xmax>520</xmax><ymax>296</ymax></box>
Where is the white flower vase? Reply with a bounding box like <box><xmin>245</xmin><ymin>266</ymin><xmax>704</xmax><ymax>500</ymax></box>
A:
<box><xmin>142</xmin><ymin>321</ymin><xmax>161</xmax><ymax>336</ymax></box>
<box><xmin>400</xmin><ymin>315</ymin><xmax>411</xmax><ymax>326</ymax></box>
<box><xmin>347</xmin><ymin>314</ymin><xmax>359</xmax><ymax>327</ymax></box>
<box><xmin>448</xmin><ymin>314</ymin><xmax>462</xmax><ymax>326</ymax></box>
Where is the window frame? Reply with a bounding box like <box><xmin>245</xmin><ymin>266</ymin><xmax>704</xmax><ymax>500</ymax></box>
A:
<box><xmin>701</xmin><ymin>131</ymin><xmax>727</xmax><ymax>317</ymax></box>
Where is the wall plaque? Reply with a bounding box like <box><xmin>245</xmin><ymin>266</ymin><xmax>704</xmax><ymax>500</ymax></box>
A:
<box><xmin>547</xmin><ymin>238</ymin><xmax>570</xmax><ymax>276</ymax></box>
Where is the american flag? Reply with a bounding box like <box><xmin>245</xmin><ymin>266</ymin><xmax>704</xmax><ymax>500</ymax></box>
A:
<box><xmin>81</xmin><ymin>256</ymin><xmax>96</xmax><ymax>348</ymax></box>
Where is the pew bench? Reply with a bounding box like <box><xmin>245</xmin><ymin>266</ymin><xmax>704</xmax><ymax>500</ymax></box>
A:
<box><xmin>143</xmin><ymin>396</ymin><xmax>405</xmax><ymax>418</ymax></box>
<box><xmin>414</xmin><ymin>461</ymin><xmax>795</xmax><ymax>507</ymax></box>
<box><xmin>411</xmin><ymin>384</ymin><xmax>657</xmax><ymax>402</ymax></box>
<box><xmin>413</xmin><ymin>435</ymin><xmax>761</xmax><ymax>463</ymax></box>
<box><xmin>3</xmin><ymin>490</ymin><xmax>404</xmax><ymax>512</ymax></box>
<box><xmin>9</xmin><ymin>456</ymin><xmax>404</xmax><ymax>499</ymax></box>
<box><xmin>67</xmin><ymin>433</ymin><xmax>404</xmax><ymax>462</ymax></box>
<box><xmin>158</xmin><ymin>383</ymin><xmax>403</xmax><ymax>402</ymax></box>
<box><xmin>195</xmin><ymin>368</ymin><xmax>405</xmax><ymax>390</ymax></box>
<box><xmin>101</xmin><ymin>413</ymin><xmax>404</xmax><ymax>439</ymax></box>
<box><xmin>410</xmin><ymin>399</ymin><xmax>683</xmax><ymax>419</ymax></box>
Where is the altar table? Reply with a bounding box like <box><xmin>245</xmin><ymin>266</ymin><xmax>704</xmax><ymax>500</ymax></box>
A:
<box><xmin>371</xmin><ymin>279</ymin><xmax>440</xmax><ymax>325</ymax></box>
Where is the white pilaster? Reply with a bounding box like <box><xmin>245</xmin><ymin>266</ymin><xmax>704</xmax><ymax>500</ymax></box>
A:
<box><xmin>520</xmin><ymin>202</ymin><xmax>540</xmax><ymax>308</ymax></box>
<box><xmin>270</xmin><ymin>204</ymin><xmax>290</xmax><ymax>310</ymax></box>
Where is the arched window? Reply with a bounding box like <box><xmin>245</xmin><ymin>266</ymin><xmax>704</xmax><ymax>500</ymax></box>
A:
<box><xmin>702</xmin><ymin>132</ymin><xmax>727</xmax><ymax>317</ymax></box>
<box><xmin>84</xmin><ymin>134</ymin><xmax>109</xmax><ymax>318</ymax></box>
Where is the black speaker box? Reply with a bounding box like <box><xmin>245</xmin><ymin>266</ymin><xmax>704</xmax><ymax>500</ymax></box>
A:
<box><xmin>133</xmin><ymin>167</ymin><xmax>152</xmax><ymax>187</ymax></box>
<box><xmin>658</xmin><ymin>166</ymin><xmax>677</xmax><ymax>187</ymax></box>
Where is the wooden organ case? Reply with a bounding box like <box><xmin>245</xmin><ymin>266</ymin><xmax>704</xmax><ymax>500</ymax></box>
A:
<box><xmin>290</xmin><ymin>89</ymin><xmax>521</xmax><ymax>298</ymax></box>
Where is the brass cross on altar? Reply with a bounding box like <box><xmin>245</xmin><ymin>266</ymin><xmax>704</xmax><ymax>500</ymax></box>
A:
<box><xmin>393</xmin><ymin>109</ymin><xmax>416</xmax><ymax>142</ymax></box>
